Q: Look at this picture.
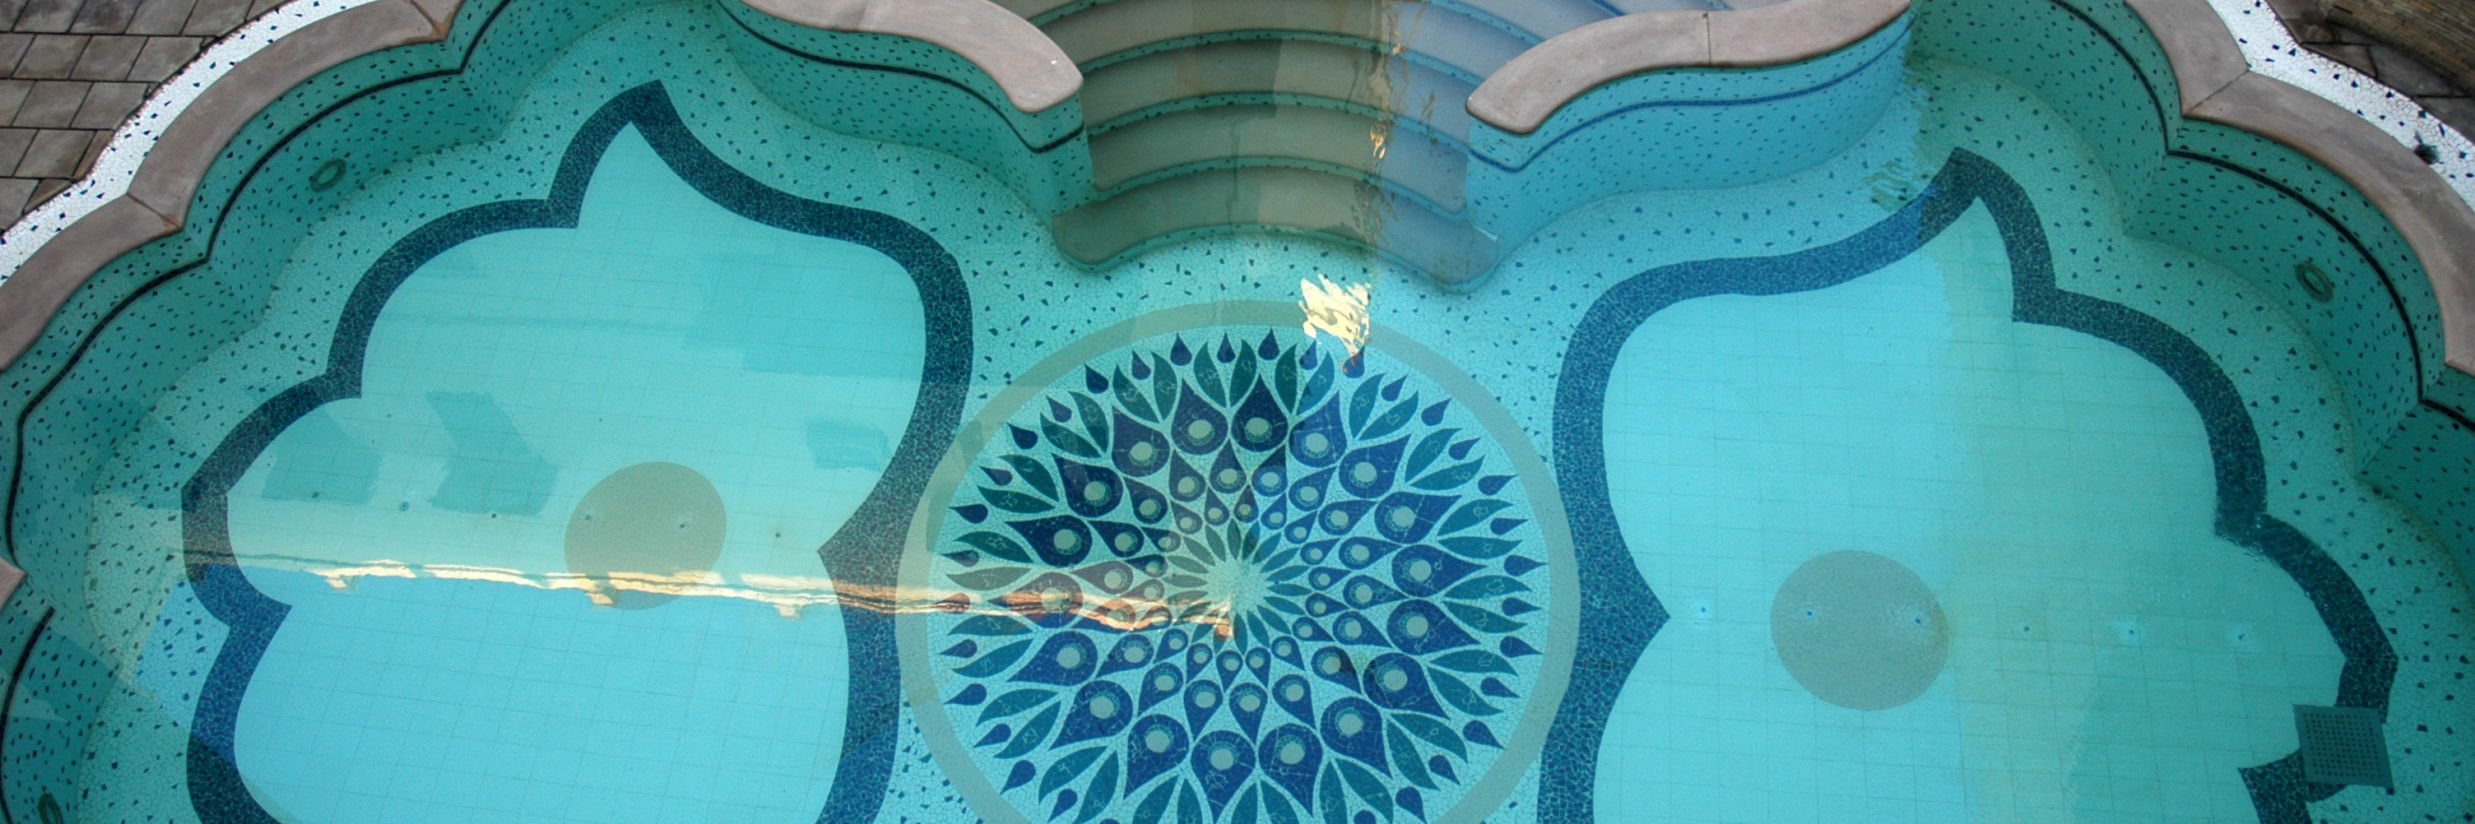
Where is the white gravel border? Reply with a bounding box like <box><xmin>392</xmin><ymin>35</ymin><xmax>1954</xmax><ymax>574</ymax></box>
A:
<box><xmin>0</xmin><ymin>0</ymin><xmax>387</xmax><ymax>283</ymax></box>
<box><xmin>2</xmin><ymin>0</ymin><xmax>2469</xmax><ymax>284</ymax></box>
<box><xmin>2202</xmin><ymin>0</ymin><xmax>2475</xmax><ymax>206</ymax></box>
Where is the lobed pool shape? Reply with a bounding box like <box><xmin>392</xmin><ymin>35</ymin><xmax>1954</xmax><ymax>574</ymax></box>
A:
<box><xmin>0</xmin><ymin>0</ymin><xmax>2468</xmax><ymax>822</ymax></box>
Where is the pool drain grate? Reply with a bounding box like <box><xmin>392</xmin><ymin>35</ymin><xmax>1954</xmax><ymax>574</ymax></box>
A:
<box><xmin>2293</xmin><ymin>704</ymin><xmax>2392</xmax><ymax>788</ymax></box>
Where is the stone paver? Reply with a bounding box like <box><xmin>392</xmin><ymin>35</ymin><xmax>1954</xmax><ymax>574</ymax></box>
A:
<box><xmin>10</xmin><ymin>79</ymin><xmax>84</xmax><ymax>127</ymax></box>
<box><xmin>0</xmin><ymin>33</ymin><xmax>31</xmax><ymax>69</ymax></box>
<box><xmin>2320</xmin><ymin>42</ymin><xmax>2379</xmax><ymax>75</ymax></box>
<box><xmin>0</xmin><ymin>177</ymin><xmax>30</xmax><ymax>217</ymax></box>
<box><xmin>15</xmin><ymin>0</ymin><xmax>80</xmax><ymax>33</ymax></box>
<box><xmin>0</xmin><ymin>128</ymin><xmax>31</xmax><ymax>170</ymax></box>
<box><xmin>122</xmin><ymin>33</ymin><xmax>189</xmax><ymax>80</ymax></box>
<box><xmin>67</xmin><ymin>79</ymin><xmax>138</xmax><ymax>126</ymax></box>
<box><xmin>68</xmin><ymin>0</ymin><xmax>135</xmax><ymax>33</ymax></box>
<box><xmin>68</xmin><ymin>34</ymin><xmax>138</xmax><ymax>79</ymax></box>
<box><xmin>123</xmin><ymin>0</ymin><xmax>189</xmax><ymax>35</ymax></box>
<box><xmin>0</xmin><ymin>80</ymin><xmax>28</xmax><ymax>121</ymax></box>
<box><xmin>2283</xmin><ymin>12</ymin><xmax>2475</xmax><ymax>154</ymax></box>
<box><xmin>71</xmin><ymin>125</ymin><xmax>99</xmax><ymax>168</ymax></box>
<box><xmin>14</xmin><ymin>126</ymin><xmax>81</xmax><ymax>176</ymax></box>
<box><xmin>2370</xmin><ymin>43</ymin><xmax>2461</xmax><ymax>96</ymax></box>
<box><xmin>2424</xmin><ymin>95</ymin><xmax>2475</xmax><ymax>137</ymax></box>
<box><xmin>0</xmin><ymin>0</ymin><xmax>268</xmax><ymax>224</ymax></box>
<box><xmin>0</xmin><ymin>0</ymin><xmax>2459</xmax><ymax>232</ymax></box>
<box><xmin>13</xmin><ymin>34</ymin><xmax>82</xmax><ymax>77</ymax></box>
<box><xmin>180</xmin><ymin>0</ymin><xmax>244</xmax><ymax>36</ymax></box>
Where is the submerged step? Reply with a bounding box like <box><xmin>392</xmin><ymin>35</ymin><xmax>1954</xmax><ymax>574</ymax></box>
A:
<box><xmin>1051</xmin><ymin>165</ymin><xmax>1496</xmax><ymax>283</ymax></box>
<box><xmin>1089</xmin><ymin>103</ymin><xmax>1468</xmax><ymax>211</ymax></box>
<box><xmin>1078</xmin><ymin>37</ymin><xmax>1477</xmax><ymax>141</ymax></box>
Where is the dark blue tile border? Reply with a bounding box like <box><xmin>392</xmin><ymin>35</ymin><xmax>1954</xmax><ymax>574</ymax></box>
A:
<box><xmin>177</xmin><ymin>82</ymin><xmax>970</xmax><ymax>824</ymax></box>
<box><xmin>2</xmin><ymin>0</ymin><xmax>524</xmax><ymax>570</ymax></box>
<box><xmin>6</xmin><ymin>0</ymin><xmax>1042</xmax><ymax>566</ymax></box>
<box><xmin>1545</xmin><ymin>148</ymin><xmax>2394</xmax><ymax>824</ymax></box>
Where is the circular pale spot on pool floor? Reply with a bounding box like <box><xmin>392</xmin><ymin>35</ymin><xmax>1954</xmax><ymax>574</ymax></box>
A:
<box><xmin>1770</xmin><ymin>550</ymin><xmax>1947</xmax><ymax>711</ymax></box>
<box><xmin>565</xmin><ymin>462</ymin><xmax>726</xmax><ymax>609</ymax></box>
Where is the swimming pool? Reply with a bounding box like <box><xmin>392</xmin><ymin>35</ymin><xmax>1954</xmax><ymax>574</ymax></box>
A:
<box><xmin>0</xmin><ymin>0</ymin><xmax>2469</xmax><ymax>821</ymax></box>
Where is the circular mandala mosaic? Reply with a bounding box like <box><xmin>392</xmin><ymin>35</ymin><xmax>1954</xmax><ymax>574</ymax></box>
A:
<box><xmin>902</xmin><ymin>304</ymin><xmax>1572</xmax><ymax>824</ymax></box>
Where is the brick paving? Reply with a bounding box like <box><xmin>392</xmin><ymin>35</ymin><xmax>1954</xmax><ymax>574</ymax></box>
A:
<box><xmin>0</xmin><ymin>0</ymin><xmax>279</xmax><ymax>225</ymax></box>
<box><xmin>0</xmin><ymin>1</ymin><xmax>2462</xmax><ymax>227</ymax></box>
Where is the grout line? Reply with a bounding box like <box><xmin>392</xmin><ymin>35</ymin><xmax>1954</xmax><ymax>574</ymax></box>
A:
<box><xmin>2181</xmin><ymin>65</ymin><xmax>2252</xmax><ymax>118</ymax></box>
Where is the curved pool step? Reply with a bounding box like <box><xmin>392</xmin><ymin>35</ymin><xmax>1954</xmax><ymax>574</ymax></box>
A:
<box><xmin>1458</xmin><ymin>0</ymin><xmax>1620</xmax><ymax>38</ymax></box>
<box><xmin>1089</xmin><ymin>103</ymin><xmax>1468</xmax><ymax>212</ymax></box>
<box><xmin>1079</xmin><ymin>37</ymin><xmax>1478</xmax><ymax>143</ymax></box>
<box><xmin>1050</xmin><ymin>165</ymin><xmax>1498</xmax><ymax>284</ymax></box>
<box><xmin>1000</xmin><ymin>0</ymin><xmax>1615</xmax><ymax>46</ymax></box>
<box><xmin>1029</xmin><ymin>0</ymin><xmax>1534</xmax><ymax>83</ymax></box>
<box><xmin>1004</xmin><ymin>0</ymin><xmax>1539</xmax><ymax>281</ymax></box>
<box><xmin>978</xmin><ymin>0</ymin><xmax>1917</xmax><ymax>288</ymax></box>
<box><xmin>996</xmin><ymin>0</ymin><xmax>1619</xmax><ymax>36</ymax></box>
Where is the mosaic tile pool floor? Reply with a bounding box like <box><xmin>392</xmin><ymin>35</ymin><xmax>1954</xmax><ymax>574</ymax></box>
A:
<box><xmin>16</xmin><ymin>3</ymin><xmax>2472</xmax><ymax>823</ymax></box>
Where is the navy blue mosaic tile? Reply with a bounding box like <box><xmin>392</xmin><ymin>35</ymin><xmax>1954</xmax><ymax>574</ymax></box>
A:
<box><xmin>176</xmin><ymin>82</ymin><xmax>971</xmax><ymax>824</ymax></box>
<box><xmin>1549</xmin><ymin>149</ymin><xmax>2396</xmax><ymax>824</ymax></box>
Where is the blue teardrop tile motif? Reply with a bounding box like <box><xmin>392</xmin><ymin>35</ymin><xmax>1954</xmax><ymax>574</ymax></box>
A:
<box><xmin>916</xmin><ymin>320</ymin><xmax>1560</xmax><ymax>824</ymax></box>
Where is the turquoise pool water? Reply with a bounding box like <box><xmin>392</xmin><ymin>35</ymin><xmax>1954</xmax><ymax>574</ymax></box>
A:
<box><xmin>0</xmin><ymin>1</ymin><xmax>2468</xmax><ymax>823</ymax></box>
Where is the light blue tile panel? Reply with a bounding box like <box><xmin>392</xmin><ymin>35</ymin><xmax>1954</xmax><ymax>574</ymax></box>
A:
<box><xmin>210</xmin><ymin>126</ymin><xmax>914</xmax><ymax>823</ymax></box>
<box><xmin>1592</xmin><ymin>206</ymin><xmax>2343</xmax><ymax>823</ymax></box>
<box><xmin>232</xmin><ymin>569</ymin><xmax>850</xmax><ymax>824</ymax></box>
<box><xmin>0</xmin><ymin>0</ymin><xmax>2463</xmax><ymax>821</ymax></box>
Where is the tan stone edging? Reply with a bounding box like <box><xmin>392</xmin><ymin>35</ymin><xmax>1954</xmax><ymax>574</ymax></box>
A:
<box><xmin>1465</xmin><ymin>0</ymin><xmax>2469</xmax><ymax>377</ymax></box>
<box><xmin>2123</xmin><ymin>0</ymin><xmax>2475</xmax><ymax>378</ymax></box>
<box><xmin>1464</xmin><ymin>0</ymin><xmax>1909</xmax><ymax>135</ymax></box>
<box><xmin>0</xmin><ymin>550</ymin><xmax>20</xmax><ymax>611</ymax></box>
<box><xmin>0</xmin><ymin>0</ymin><xmax>456</xmax><ymax>374</ymax></box>
<box><xmin>5</xmin><ymin>0</ymin><xmax>2466</xmax><ymax>381</ymax></box>
<box><xmin>736</xmin><ymin>0</ymin><xmax>1081</xmax><ymax>113</ymax></box>
<box><xmin>0</xmin><ymin>0</ymin><xmax>1082</xmax><ymax>375</ymax></box>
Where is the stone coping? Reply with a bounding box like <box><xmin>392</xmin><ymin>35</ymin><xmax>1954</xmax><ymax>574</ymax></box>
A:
<box><xmin>0</xmin><ymin>550</ymin><xmax>18</xmax><ymax>611</ymax></box>
<box><xmin>0</xmin><ymin>0</ymin><xmax>2467</xmax><ymax>386</ymax></box>
<box><xmin>0</xmin><ymin>0</ymin><xmax>450</xmax><ymax>375</ymax></box>
<box><xmin>2120</xmin><ymin>0</ymin><xmax>2475</xmax><ymax>377</ymax></box>
<box><xmin>735</xmin><ymin>0</ymin><xmax>1078</xmax><ymax>113</ymax></box>
<box><xmin>1462</xmin><ymin>0</ymin><xmax>2469</xmax><ymax>380</ymax></box>
<box><xmin>1463</xmin><ymin>0</ymin><xmax>1910</xmax><ymax>135</ymax></box>
<box><xmin>0</xmin><ymin>0</ymin><xmax>1062</xmax><ymax>372</ymax></box>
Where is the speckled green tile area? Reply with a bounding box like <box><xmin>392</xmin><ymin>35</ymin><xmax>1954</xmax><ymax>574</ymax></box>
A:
<box><xmin>0</xmin><ymin>1</ymin><xmax>2467</xmax><ymax>823</ymax></box>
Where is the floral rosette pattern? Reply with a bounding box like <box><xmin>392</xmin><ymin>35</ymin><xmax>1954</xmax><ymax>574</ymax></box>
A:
<box><xmin>909</xmin><ymin>323</ymin><xmax>1561</xmax><ymax>824</ymax></box>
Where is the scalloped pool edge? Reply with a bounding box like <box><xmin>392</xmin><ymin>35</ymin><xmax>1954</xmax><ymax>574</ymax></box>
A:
<box><xmin>0</xmin><ymin>0</ymin><xmax>2469</xmax><ymax>378</ymax></box>
<box><xmin>0</xmin><ymin>0</ymin><xmax>2461</xmax><ymax>568</ymax></box>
